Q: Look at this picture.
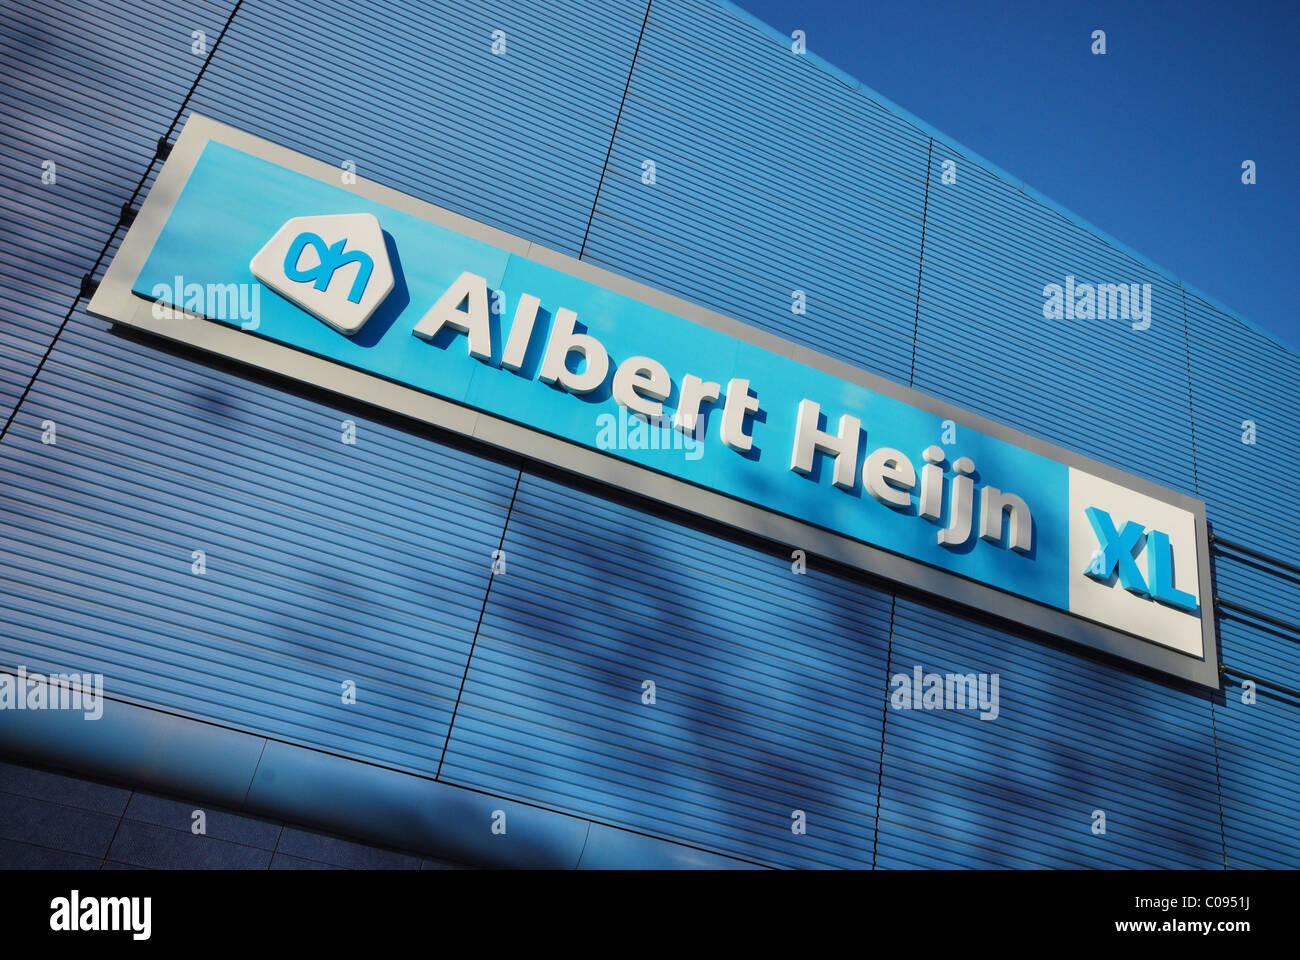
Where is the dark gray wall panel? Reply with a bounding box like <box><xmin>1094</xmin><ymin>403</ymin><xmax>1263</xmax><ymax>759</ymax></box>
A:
<box><xmin>0</xmin><ymin>757</ymin><xmax>445</xmax><ymax>869</ymax></box>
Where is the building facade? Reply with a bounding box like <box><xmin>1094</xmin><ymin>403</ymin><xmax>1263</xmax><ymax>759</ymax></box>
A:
<box><xmin>0</xmin><ymin>0</ymin><xmax>1296</xmax><ymax>869</ymax></box>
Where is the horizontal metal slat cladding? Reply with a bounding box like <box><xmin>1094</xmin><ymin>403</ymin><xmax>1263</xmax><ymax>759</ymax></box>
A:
<box><xmin>1185</xmin><ymin>291</ymin><xmax>1300</xmax><ymax>724</ymax></box>
<box><xmin>1185</xmin><ymin>291</ymin><xmax>1300</xmax><ymax>545</ymax></box>
<box><xmin>439</xmin><ymin>471</ymin><xmax>892</xmax><ymax>868</ymax></box>
<box><xmin>1213</xmin><ymin>691</ymin><xmax>1300</xmax><ymax>869</ymax></box>
<box><xmin>913</xmin><ymin>140</ymin><xmax>1197</xmax><ymax>493</ymax></box>
<box><xmin>0</xmin><ymin>0</ymin><xmax>233</xmax><ymax>422</ymax></box>
<box><xmin>1211</xmin><ymin>671</ymin><xmax>1300</xmax><ymax>868</ymax></box>
<box><xmin>1211</xmin><ymin>540</ymin><xmax>1300</xmax><ymax>689</ymax></box>
<box><xmin>875</xmin><ymin>597</ymin><xmax>1222</xmax><ymax>868</ymax></box>
<box><xmin>579</xmin><ymin>0</ymin><xmax>930</xmax><ymax>385</ymax></box>
<box><xmin>1213</xmin><ymin>569</ymin><xmax>1300</xmax><ymax>692</ymax></box>
<box><xmin>0</xmin><ymin>309</ymin><xmax>518</xmax><ymax>777</ymax></box>
<box><xmin>183</xmin><ymin>0</ymin><xmax>648</xmax><ymax>256</ymax></box>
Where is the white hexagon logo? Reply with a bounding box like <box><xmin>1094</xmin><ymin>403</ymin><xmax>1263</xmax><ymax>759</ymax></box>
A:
<box><xmin>250</xmin><ymin>213</ymin><xmax>394</xmax><ymax>335</ymax></box>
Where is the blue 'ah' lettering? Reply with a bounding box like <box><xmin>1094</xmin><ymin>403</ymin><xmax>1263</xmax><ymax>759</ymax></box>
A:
<box><xmin>284</xmin><ymin>232</ymin><xmax>374</xmax><ymax>304</ymax></box>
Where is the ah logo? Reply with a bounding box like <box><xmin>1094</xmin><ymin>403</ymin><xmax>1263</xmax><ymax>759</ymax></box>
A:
<box><xmin>250</xmin><ymin>213</ymin><xmax>394</xmax><ymax>335</ymax></box>
<box><xmin>1083</xmin><ymin>507</ymin><xmax>1197</xmax><ymax>612</ymax></box>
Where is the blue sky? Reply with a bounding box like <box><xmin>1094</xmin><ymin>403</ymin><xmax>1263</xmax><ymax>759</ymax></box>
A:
<box><xmin>735</xmin><ymin>0</ymin><xmax>1300</xmax><ymax>353</ymax></box>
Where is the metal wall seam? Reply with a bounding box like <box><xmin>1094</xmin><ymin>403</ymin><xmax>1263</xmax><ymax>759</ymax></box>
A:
<box><xmin>1</xmin><ymin>0</ymin><xmax>640</xmax><ymax>789</ymax></box>
<box><xmin>1183</xmin><ymin>289</ymin><xmax>1300</xmax><ymax>878</ymax></box>
<box><xmin>0</xmin><ymin>0</ymin><xmax>1295</xmax><ymax>871</ymax></box>
<box><xmin>871</xmin><ymin>592</ymin><xmax>899</xmax><ymax>869</ymax></box>
<box><xmin>1213</xmin><ymin>688</ymin><xmax>1300</xmax><ymax>868</ymax></box>
<box><xmin>0</xmin><ymin>687</ymin><xmax>764</xmax><ymax>868</ymax></box>
<box><xmin>1184</xmin><ymin>291</ymin><xmax>1300</xmax><ymax>546</ymax></box>
<box><xmin>435</xmin><ymin>466</ymin><xmax>524</xmax><ymax>780</ymax></box>
<box><xmin>1212</xmin><ymin>550</ymin><xmax>1300</xmax><ymax>690</ymax></box>
<box><xmin>578</xmin><ymin>0</ymin><xmax>931</xmax><ymax>386</ymax></box>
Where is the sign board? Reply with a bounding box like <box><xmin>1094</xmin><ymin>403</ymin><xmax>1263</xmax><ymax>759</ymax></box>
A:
<box><xmin>89</xmin><ymin>115</ymin><xmax>1219</xmax><ymax>688</ymax></box>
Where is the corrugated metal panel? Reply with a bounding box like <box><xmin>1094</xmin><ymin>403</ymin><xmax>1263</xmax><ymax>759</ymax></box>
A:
<box><xmin>579</xmin><ymin>0</ymin><xmax>930</xmax><ymax>385</ymax></box>
<box><xmin>1213</xmin><ymin>552</ymin><xmax>1300</xmax><ymax>690</ymax></box>
<box><xmin>183</xmin><ymin>0</ymin><xmax>648</xmax><ymax>256</ymax></box>
<box><xmin>2</xmin><ymin>0</ymin><xmax>638</xmax><ymax>786</ymax></box>
<box><xmin>0</xmin><ymin>308</ymin><xmax>518</xmax><ymax>776</ymax></box>
<box><xmin>913</xmin><ymin>140</ymin><xmax>1197</xmax><ymax>493</ymax></box>
<box><xmin>439</xmin><ymin>471</ymin><xmax>892</xmax><ymax>868</ymax></box>
<box><xmin>0</xmin><ymin>0</ymin><xmax>232</xmax><ymax>423</ymax></box>
<box><xmin>875</xmin><ymin>596</ymin><xmax>1222</xmax><ymax>868</ymax></box>
<box><xmin>1185</xmin><ymin>292</ymin><xmax>1300</xmax><ymax>868</ymax></box>
<box><xmin>1213</xmin><ymin>691</ymin><xmax>1300</xmax><ymax>869</ymax></box>
<box><xmin>1186</xmin><ymin>292</ymin><xmax>1300</xmax><ymax>545</ymax></box>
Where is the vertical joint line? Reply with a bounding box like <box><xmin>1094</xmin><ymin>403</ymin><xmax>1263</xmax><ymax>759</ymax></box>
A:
<box><xmin>242</xmin><ymin>737</ymin><xmax>269</xmax><ymax>804</ymax></box>
<box><xmin>436</xmin><ymin>465</ymin><xmax>525</xmax><ymax>780</ymax></box>
<box><xmin>908</xmin><ymin>139</ymin><xmax>934</xmax><ymax>389</ymax></box>
<box><xmin>1178</xmin><ymin>283</ymin><xmax>1202</xmax><ymax>497</ymax></box>
<box><xmin>267</xmin><ymin>824</ymin><xmax>286</xmax><ymax>870</ymax></box>
<box><xmin>578</xmin><ymin>0</ymin><xmax>653</xmax><ymax>261</ymax></box>
<box><xmin>100</xmin><ymin>788</ymin><xmax>134</xmax><ymax>870</ymax></box>
<box><xmin>574</xmin><ymin>820</ymin><xmax>593</xmax><ymax>870</ymax></box>
<box><xmin>1208</xmin><ymin>698</ymin><xmax>1228</xmax><ymax>869</ymax></box>
<box><xmin>872</xmin><ymin>592</ymin><xmax>898</xmax><ymax>870</ymax></box>
<box><xmin>162</xmin><ymin>0</ymin><xmax>245</xmax><ymax>142</ymax></box>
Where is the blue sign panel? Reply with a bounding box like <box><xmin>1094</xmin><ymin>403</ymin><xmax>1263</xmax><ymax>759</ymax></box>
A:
<box><xmin>134</xmin><ymin>142</ymin><xmax>1071</xmax><ymax>609</ymax></box>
